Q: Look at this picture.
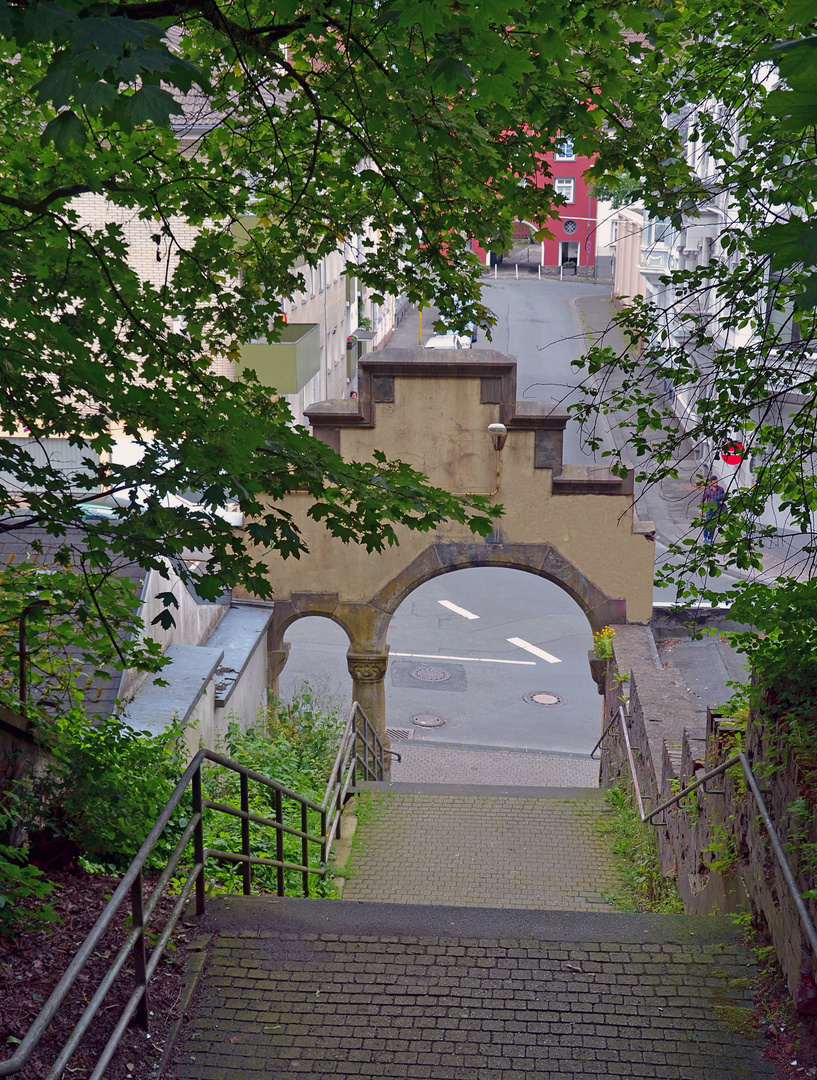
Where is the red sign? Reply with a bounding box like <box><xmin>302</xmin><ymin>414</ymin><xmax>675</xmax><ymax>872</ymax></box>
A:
<box><xmin>720</xmin><ymin>441</ymin><xmax>744</xmax><ymax>465</ymax></box>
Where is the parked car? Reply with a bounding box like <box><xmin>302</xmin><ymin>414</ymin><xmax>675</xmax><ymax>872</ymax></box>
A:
<box><xmin>442</xmin><ymin>326</ymin><xmax>475</xmax><ymax>348</ymax></box>
<box><xmin>424</xmin><ymin>333</ymin><xmax>464</xmax><ymax>350</ymax></box>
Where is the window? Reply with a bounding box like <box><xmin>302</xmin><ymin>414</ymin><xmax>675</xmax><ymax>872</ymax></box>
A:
<box><xmin>318</xmin><ymin>261</ymin><xmax>324</xmax><ymax>293</ymax></box>
<box><xmin>554</xmin><ymin>137</ymin><xmax>575</xmax><ymax>161</ymax></box>
<box><xmin>554</xmin><ymin>177</ymin><xmax>575</xmax><ymax>203</ymax></box>
<box><xmin>643</xmin><ymin>213</ymin><xmax>673</xmax><ymax>247</ymax></box>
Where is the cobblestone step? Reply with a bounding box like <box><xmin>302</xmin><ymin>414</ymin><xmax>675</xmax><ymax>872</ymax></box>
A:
<box><xmin>388</xmin><ymin>742</ymin><xmax>600</xmax><ymax>788</ymax></box>
<box><xmin>341</xmin><ymin>787</ymin><xmax>618</xmax><ymax>911</ymax></box>
<box><xmin>168</xmin><ymin>898</ymin><xmax>775</xmax><ymax>1080</ymax></box>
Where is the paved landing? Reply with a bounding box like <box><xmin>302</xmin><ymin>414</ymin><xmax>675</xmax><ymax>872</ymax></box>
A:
<box><xmin>389</xmin><ymin>743</ymin><xmax>599</xmax><ymax>788</ymax></box>
<box><xmin>169</xmin><ymin>899</ymin><xmax>775</xmax><ymax>1080</ymax></box>
<box><xmin>342</xmin><ymin>788</ymin><xmax>621</xmax><ymax>910</ymax></box>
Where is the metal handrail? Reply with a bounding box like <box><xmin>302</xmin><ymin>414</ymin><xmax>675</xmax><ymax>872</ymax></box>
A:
<box><xmin>592</xmin><ymin>706</ymin><xmax>648</xmax><ymax>819</ymax></box>
<box><xmin>594</xmin><ymin>706</ymin><xmax>817</xmax><ymax>962</ymax></box>
<box><xmin>0</xmin><ymin>700</ymin><xmax>388</xmax><ymax>1078</ymax></box>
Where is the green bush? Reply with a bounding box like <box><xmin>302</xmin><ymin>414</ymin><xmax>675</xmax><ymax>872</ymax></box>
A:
<box><xmin>16</xmin><ymin>711</ymin><xmax>189</xmax><ymax>872</ymax></box>
<box><xmin>0</xmin><ymin>797</ymin><xmax>57</xmax><ymax>935</ymax></box>
<box><xmin>598</xmin><ymin>786</ymin><xmax>684</xmax><ymax>914</ymax></box>
<box><xmin>202</xmin><ymin>687</ymin><xmax>346</xmax><ymax>897</ymax></box>
<box><xmin>8</xmin><ymin>684</ymin><xmax>346</xmax><ymax>903</ymax></box>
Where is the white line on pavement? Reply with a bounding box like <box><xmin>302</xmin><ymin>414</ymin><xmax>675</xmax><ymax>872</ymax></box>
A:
<box><xmin>506</xmin><ymin>637</ymin><xmax>562</xmax><ymax>664</ymax></box>
<box><xmin>390</xmin><ymin>651</ymin><xmax>535</xmax><ymax>666</ymax></box>
<box><xmin>437</xmin><ymin>600</ymin><xmax>480</xmax><ymax>619</ymax></box>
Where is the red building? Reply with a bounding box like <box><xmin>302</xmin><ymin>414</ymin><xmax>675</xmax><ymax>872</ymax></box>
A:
<box><xmin>471</xmin><ymin>139</ymin><xmax>598</xmax><ymax>270</ymax></box>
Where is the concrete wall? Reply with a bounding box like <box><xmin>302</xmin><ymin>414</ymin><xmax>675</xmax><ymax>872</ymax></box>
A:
<box><xmin>119</xmin><ymin>562</ymin><xmax>228</xmax><ymax>703</ymax></box>
<box><xmin>184</xmin><ymin>677</ymin><xmax>218</xmax><ymax>757</ymax></box>
<box><xmin>214</xmin><ymin>638</ymin><xmax>267</xmax><ymax>734</ymax></box>
<box><xmin>122</xmin><ymin>602</ymin><xmax>272</xmax><ymax>757</ymax></box>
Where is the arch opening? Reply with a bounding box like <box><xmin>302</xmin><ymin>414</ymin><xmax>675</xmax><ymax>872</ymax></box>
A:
<box><xmin>278</xmin><ymin>613</ymin><xmax>352</xmax><ymax>713</ymax></box>
<box><xmin>384</xmin><ymin>565</ymin><xmax>600</xmax><ymax>755</ymax></box>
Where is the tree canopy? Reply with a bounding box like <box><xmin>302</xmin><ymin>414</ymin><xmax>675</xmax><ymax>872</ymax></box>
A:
<box><xmin>0</xmin><ymin>0</ymin><xmax>672</xmax><ymax>696</ymax></box>
<box><xmin>575</xmin><ymin>0</ymin><xmax>817</xmax><ymax>709</ymax></box>
<box><xmin>5</xmin><ymin>0</ymin><xmax>817</xmax><ymax>714</ymax></box>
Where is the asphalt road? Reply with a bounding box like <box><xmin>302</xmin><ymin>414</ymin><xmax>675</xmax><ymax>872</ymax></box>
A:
<box><xmin>279</xmin><ymin>566</ymin><xmax>602</xmax><ymax>754</ymax></box>
<box><xmin>482</xmin><ymin>278</ymin><xmax>616</xmax><ymax>464</ymax></box>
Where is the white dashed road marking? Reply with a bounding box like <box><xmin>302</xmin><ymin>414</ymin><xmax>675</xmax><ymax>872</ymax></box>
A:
<box><xmin>391</xmin><ymin>652</ymin><xmax>535</xmax><ymax>666</ymax></box>
<box><xmin>506</xmin><ymin>637</ymin><xmax>562</xmax><ymax>664</ymax></box>
<box><xmin>437</xmin><ymin>600</ymin><xmax>480</xmax><ymax>619</ymax></box>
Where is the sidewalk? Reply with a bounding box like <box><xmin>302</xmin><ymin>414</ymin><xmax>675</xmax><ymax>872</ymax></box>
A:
<box><xmin>168</xmin><ymin>900</ymin><xmax>774</xmax><ymax>1080</ymax></box>
<box><xmin>390</xmin><ymin>742</ymin><xmax>599</xmax><ymax>788</ymax></box>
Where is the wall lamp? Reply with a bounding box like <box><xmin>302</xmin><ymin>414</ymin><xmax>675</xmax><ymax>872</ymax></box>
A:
<box><xmin>488</xmin><ymin>422</ymin><xmax>508</xmax><ymax>451</ymax></box>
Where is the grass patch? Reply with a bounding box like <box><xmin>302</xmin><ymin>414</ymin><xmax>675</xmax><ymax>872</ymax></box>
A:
<box><xmin>597</xmin><ymin>785</ymin><xmax>684</xmax><ymax>913</ymax></box>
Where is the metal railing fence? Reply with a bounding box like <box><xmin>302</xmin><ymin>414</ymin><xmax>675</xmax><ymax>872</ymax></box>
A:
<box><xmin>0</xmin><ymin>701</ymin><xmax>390</xmax><ymax>1079</ymax></box>
<box><xmin>593</xmin><ymin>705</ymin><xmax>817</xmax><ymax>960</ymax></box>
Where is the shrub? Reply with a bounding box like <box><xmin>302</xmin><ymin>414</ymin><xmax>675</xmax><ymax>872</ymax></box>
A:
<box><xmin>593</xmin><ymin>625</ymin><xmax>615</xmax><ymax>659</ymax></box>
<box><xmin>16</xmin><ymin>711</ymin><xmax>189</xmax><ymax>873</ymax></box>
<box><xmin>0</xmin><ymin>796</ymin><xmax>57</xmax><ymax>935</ymax></box>
<box><xmin>202</xmin><ymin>685</ymin><xmax>346</xmax><ymax>897</ymax></box>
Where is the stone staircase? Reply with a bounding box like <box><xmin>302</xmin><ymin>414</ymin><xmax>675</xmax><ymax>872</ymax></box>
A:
<box><xmin>165</xmin><ymin>751</ymin><xmax>777</xmax><ymax>1080</ymax></box>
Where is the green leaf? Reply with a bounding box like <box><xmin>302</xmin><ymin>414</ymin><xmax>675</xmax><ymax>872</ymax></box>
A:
<box><xmin>125</xmin><ymin>84</ymin><xmax>184</xmax><ymax>126</ymax></box>
<box><xmin>39</xmin><ymin>109</ymin><xmax>87</xmax><ymax>151</ymax></box>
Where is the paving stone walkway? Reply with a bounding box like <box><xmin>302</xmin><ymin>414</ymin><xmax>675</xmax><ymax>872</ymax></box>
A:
<box><xmin>169</xmin><ymin>900</ymin><xmax>776</xmax><ymax>1080</ymax></box>
<box><xmin>389</xmin><ymin>743</ymin><xmax>599</xmax><ymax>788</ymax></box>
<box><xmin>342</xmin><ymin>786</ymin><xmax>620</xmax><ymax>910</ymax></box>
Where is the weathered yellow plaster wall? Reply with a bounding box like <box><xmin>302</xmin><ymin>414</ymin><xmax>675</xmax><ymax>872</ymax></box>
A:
<box><xmin>234</xmin><ymin>349</ymin><xmax>655</xmax><ymax>631</ymax></box>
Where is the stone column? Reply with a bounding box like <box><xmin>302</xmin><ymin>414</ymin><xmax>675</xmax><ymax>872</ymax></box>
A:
<box><xmin>346</xmin><ymin>647</ymin><xmax>390</xmax><ymax>750</ymax></box>
<box><xmin>267</xmin><ymin>642</ymin><xmax>291</xmax><ymax>699</ymax></box>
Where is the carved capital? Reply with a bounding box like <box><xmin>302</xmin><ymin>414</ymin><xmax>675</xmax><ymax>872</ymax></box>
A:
<box><xmin>346</xmin><ymin>651</ymin><xmax>389</xmax><ymax>683</ymax></box>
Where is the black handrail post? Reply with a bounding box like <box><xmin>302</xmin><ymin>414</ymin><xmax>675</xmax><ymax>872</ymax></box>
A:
<box><xmin>130</xmin><ymin>871</ymin><xmax>148</xmax><ymax>1030</ymax></box>
<box><xmin>275</xmin><ymin>789</ymin><xmax>285</xmax><ymax>896</ymax></box>
<box><xmin>301</xmin><ymin>803</ymin><xmax>309</xmax><ymax>897</ymax></box>
<box><xmin>192</xmin><ymin>765</ymin><xmax>206</xmax><ymax>917</ymax></box>
<box><xmin>240</xmin><ymin>773</ymin><xmax>251</xmax><ymax>896</ymax></box>
<box><xmin>18</xmin><ymin>598</ymin><xmax>49</xmax><ymax>720</ymax></box>
<box><xmin>335</xmin><ymin>750</ymin><xmax>343</xmax><ymax>842</ymax></box>
<box><xmin>320</xmin><ymin>808</ymin><xmax>328</xmax><ymax>873</ymax></box>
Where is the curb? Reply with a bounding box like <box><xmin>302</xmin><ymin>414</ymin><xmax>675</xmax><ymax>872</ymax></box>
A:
<box><xmin>156</xmin><ymin>932</ymin><xmax>212</xmax><ymax>1079</ymax></box>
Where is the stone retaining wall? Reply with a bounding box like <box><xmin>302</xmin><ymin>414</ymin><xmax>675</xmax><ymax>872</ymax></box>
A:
<box><xmin>598</xmin><ymin>624</ymin><xmax>817</xmax><ymax>1013</ymax></box>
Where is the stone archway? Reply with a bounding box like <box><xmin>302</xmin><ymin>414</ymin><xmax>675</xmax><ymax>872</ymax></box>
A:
<box><xmin>235</xmin><ymin>347</ymin><xmax>655</xmax><ymax>742</ymax></box>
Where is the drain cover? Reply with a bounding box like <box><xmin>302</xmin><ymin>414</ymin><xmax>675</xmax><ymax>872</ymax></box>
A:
<box><xmin>386</xmin><ymin>727</ymin><xmax>414</xmax><ymax>740</ymax></box>
<box><xmin>410</xmin><ymin>665</ymin><xmax>451</xmax><ymax>683</ymax></box>
<box><xmin>523</xmin><ymin>691</ymin><xmax>566</xmax><ymax>708</ymax></box>
<box><xmin>411</xmin><ymin>713</ymin><xmax>446</xmax><ymax>727</ymax></box>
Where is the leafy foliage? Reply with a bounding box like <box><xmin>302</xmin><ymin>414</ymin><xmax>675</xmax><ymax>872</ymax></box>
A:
<box><xmin>0</xmin><ymin>0</ymin><xmax>672</xmax><ymax>633</ymax></box>
<box><xmin>14</xmin><ymin>713</ymin><xmax>190</xmax><ymax>872</ymax></box>
<box><xmin>572</xmin><ymin>0</ymin><xmax>817</xmax><ymax>713</ymax></box>
<box><xmin>592</xmin><ymin>625</ymin><xmax>615</xmax><ymax>659</ymax></box>
<box><xmin>202</xmin><ymin>687</ymin><xmax>346</xmax><ymax>897</ymax></box>
<box><xmin>598</xmin><ymin>787</ymin><xmax>684</xmax><ymax>914</ymax></box>
<box><xmin>4</xmin><ymin>685</ymin><xmax>349</xmax><ymax>914</ymax></box>
<box><xmin>0</xmin><ymin>559</ymin><xmax>166</xmax><ymax>720</ymax></box>
<box><xmin>0</xmin><ymin>794</ymin><xmax>57</xmax><ymax>935</ymax></box>
<box><xmin>0</xmin><ymin>843</ymin><xmax>57</xmax><ymax>935</ymax></box>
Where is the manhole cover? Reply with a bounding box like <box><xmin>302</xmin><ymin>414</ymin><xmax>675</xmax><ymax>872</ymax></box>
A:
<box><xmin>411</xmin><ymin>713</ymin><xmax>446</xmax><ymax>727</ymax></box>
<box><xmin>409</xmin><ymin>665</ymin><xmax>451</xmax><ymax>683</ymax></box>
<box><xmin>523</xmin><ymin>691</ymin><xmax>566</xmax><ymax>708</ymax></box>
